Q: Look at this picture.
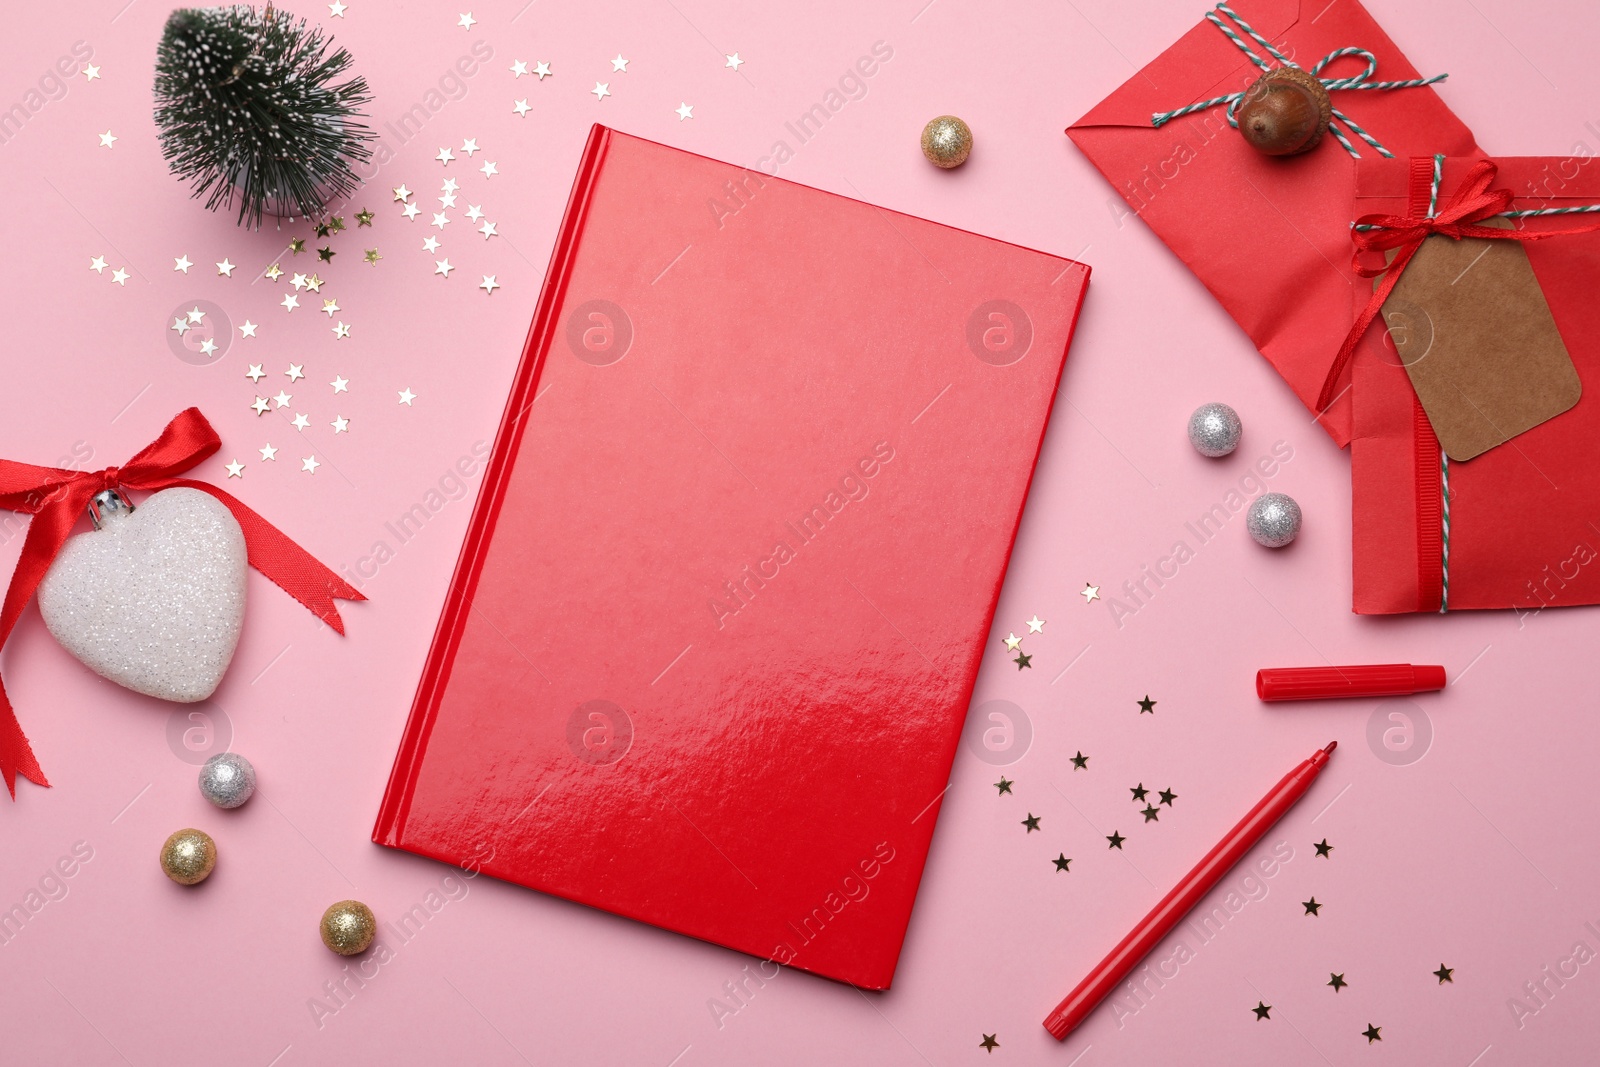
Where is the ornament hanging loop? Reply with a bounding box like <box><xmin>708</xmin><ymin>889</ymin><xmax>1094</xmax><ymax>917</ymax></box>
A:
<box><xmin>87</xmin><ymin>488</ymin><xmax>134</xmax><ymax>530</ymax></box>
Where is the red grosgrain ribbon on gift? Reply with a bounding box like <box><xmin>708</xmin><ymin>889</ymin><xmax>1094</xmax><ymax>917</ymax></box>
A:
<box><xmin>0</xmin><ymin>408</ymin><xmax>365</xmax><ymax>796</ymax></box>
<box><xmin>1318</xmin><ymin>157</ymin><xmax>1600</xmax><ymax>413</ymax></box>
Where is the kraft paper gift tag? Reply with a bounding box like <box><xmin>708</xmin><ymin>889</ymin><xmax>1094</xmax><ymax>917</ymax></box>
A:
<box><xmin>1379</xmin><ymin>217</ymin><xmax>1581</xmax><ymax>461</ymax></box>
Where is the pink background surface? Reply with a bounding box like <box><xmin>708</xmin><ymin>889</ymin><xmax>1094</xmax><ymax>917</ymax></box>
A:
<box><xmin>3</xmin><ymin>0</ymin><xmax>1598</xmax><ymax>1063</ymax></box>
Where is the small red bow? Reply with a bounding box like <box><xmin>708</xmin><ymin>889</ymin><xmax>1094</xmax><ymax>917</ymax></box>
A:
<box><xmin>1318</xmin><ymin>158</ymin><xmax>1600</xmax><ymax>413</ymax></box>
<box><xmin>0</xmin><ymin>408</ymin><xmax>365</xmax><ymax>797</ymax></box>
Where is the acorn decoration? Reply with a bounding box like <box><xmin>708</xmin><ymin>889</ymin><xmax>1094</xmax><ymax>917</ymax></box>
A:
<box><xmin>1236</xmin><ymin>68</ymin><xmax>1331</xmax><ymax>156</ymax></box>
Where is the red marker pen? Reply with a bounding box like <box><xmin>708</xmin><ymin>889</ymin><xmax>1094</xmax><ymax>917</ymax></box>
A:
<box><xmin>1256</xmin><ymin>663</ymin><xmax>1446</xmax><ymax>702</ymax></box>
<box><xmin>1044</xmin><ymin>742</ymin><xmax>1338</xmax><ymax>1040</ymax></box>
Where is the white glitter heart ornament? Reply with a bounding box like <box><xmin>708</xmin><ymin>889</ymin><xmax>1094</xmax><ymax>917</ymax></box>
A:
<box><xmin>37</xmin><ymin>488</ymin><xmax>247</xmax><ymax>702</ymax></box>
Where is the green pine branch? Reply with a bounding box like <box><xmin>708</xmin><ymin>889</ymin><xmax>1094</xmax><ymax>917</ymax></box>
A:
<box><xmin>154</xmin><ymin>5</ymin><xmax>374</xmax><ymax>228</ymax></box>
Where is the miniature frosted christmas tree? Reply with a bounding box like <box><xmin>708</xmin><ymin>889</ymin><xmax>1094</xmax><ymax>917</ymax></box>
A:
<box><xmin>154</xmin><ymin>4</ymin><xmax>373</xmax><ymax>228</ymax></box>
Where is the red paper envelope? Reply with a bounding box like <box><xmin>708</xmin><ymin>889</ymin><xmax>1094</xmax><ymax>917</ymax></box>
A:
<box><xmin>1351</xmin><ymin>156</ymin><xmax>1600</xmax><ymax>614</ymax></box>
<box><xmin>1067</xmin><ymin>0</ymin><xmax>1477</xmax><ymax>445</ymax></box>
<box><xmin>374</xmin><ymin>126</ymin><xmax>1090</xmax><ymax>987</ymax></box>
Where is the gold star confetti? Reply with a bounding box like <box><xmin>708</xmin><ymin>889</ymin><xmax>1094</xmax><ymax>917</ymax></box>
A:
<box><xmin>314</xmin><ymin>221</ymin><xmax>331</xmax><ymax>238</ymax></box>
<box><xmin>329</xmin><ymin>215</ymin><xmax>347</xmax><ymax>233</ymax></box>
<box><xmin>265</xmin><ymin>263</ymin><xmax>283</xmax><ymax>281</ymax></box>
<box><xmin>317</xmin><ymin>246</ymin><xmax>335</xmax><ymax>263</ymax></box>
<box><xmin>305</xmin><ymin>274</ymin><xmax>325</xmax><ymax>293</ymax></box>
<box><xmin>356</xmin><ymin>208</ymin><xmax>374</xmax><ymax>227</ymax></box>
<box><xmin>289</xmin><ymin>237</ymin><xmax>306</xmax><ymax>254</ymax></box>
<box><xmin>1003</xmin><ymin>633</ymin><xmax>1022</xmax><ymax>651</ymax></box>
<box><xmin>322</xmin><ymin>298</ymin><xmax>340</xmax><ymax>316</ymax></box>
<box><xmin>364</xmin><ymin>248</ymin><xmax>382</xmax><ymax>265</ymax></box>
<box><xmin>393</xmin><ymin>185</ymin><xmax>411</xmax><ymax>202</ymax></box>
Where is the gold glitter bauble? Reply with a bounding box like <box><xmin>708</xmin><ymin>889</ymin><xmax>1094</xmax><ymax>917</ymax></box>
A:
<box><xmin>921</xmin><ymin>115</ymin><xmax>973</xmax><ymax>168</ymax></box>
<box><xmin>159</xmin><ymin>828</ymin><xmax>217</xmax><ymax>885</ymax></box>
<box><xmin>320</xmin><ymin>899</ymin><xmax>377</xmax><ymax>956</ymax></box>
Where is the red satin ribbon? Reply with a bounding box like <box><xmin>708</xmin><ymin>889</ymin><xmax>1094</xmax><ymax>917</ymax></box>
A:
<box><xmin>0</xmin><ymin>408</ymin><xmax>365</xmax><ymax>797</ymax></box>
<box><xmin>1318</xmin><ymin>158</ymin><xmax>1600</xmax><ymax>413</ymax></box>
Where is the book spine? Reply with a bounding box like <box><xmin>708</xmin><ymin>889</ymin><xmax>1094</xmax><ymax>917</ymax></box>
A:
<box><xmin>372</xmin><ymin>123</ymin><xmax>615</xmax><ymax>846</ymax></box>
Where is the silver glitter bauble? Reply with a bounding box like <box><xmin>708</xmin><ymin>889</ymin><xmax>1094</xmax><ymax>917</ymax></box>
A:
<box><xmin>1187</xmin><ymin>402</ymin><xmax>1242</xmax><ymax>457</ymax></box>
<box><xmin>920</xmin><ymin>115</ymin><xmax>973</xmax><ymax>168</ymax></box>
<box><xmin>199</xmin><ymin>752</ymin><xmax>256</xmax><ymax>809</ymax></box>
<box><xmin>1247</xmin><ymin>492</ymin><xmax>1302</xmax><ymax>548</ymax></box>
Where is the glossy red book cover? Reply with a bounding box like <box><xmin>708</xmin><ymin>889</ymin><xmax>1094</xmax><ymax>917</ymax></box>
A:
<box><xmin>373</xmin><ymin>124</ymin><xmax>1089</xmax><ymax>988</ymax></box>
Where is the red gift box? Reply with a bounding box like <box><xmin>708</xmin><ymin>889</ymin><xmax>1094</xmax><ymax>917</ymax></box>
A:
<box><xmin>1351</xmin><ymin>155</ymin><xmax>1600</xmax><ymax>614</ymax></box>
<box><xmin>1067</xmin><ymin>0</ymin><xmax>1477</xmax><ymax>445</ymax></box>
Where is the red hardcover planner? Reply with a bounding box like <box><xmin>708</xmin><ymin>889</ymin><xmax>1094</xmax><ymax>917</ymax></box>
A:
<box><xmin>374</xmin><ymin>124</ymin><xmax>1089</xmax><ymax>988</ymax></box>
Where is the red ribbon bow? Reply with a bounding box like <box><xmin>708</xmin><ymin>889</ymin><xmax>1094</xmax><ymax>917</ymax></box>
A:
<box><xmin>0</xmin><ymin>408</ymin><xmax>365</xmax><ymax>797</ymax></box>
<box><xmin>1318</xmin><ymin>158</ymin><xmax>1600</xmax><ymax>413</ymax></box>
